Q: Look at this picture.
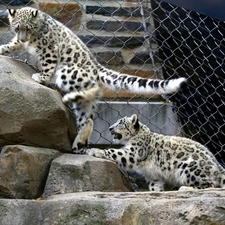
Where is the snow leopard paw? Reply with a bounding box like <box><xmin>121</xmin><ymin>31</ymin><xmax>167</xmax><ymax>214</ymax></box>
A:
<box><xmin>86</xmin><ymin>148</ymin><xmax>106</xmax><ymax>158</ymax></box>
<box><xmin>32</xmin><ymin>73</ymin><xmax>44</xmax><ymax>84</ymax></box>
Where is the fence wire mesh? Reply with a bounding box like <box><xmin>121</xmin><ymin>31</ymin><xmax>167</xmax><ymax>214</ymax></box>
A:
<box><xmin>0</xmin><ymin>0</ymin><xmax>224</xmax><ymax>167</ymax></box>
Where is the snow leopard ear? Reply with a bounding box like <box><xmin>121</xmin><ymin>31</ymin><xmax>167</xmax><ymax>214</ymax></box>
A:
<box><xmin>131</xmin><ymin>114</ymin><xmax>139</xmax><ymax>130</ymax></box>
<box><xmin>8</xmin><ymin>9</ymin><xmax>16</xmax><ymax>17</ymax></box>
<box><xmin>31</xmin><ymin>9</ymin><xmax>38</xmax><ymax>18</ymax></box>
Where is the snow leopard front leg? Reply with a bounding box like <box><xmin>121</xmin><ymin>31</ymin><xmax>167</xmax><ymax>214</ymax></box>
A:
<box><xmin>87</xmin><ymin>147</ymin><xmax>138</xmax><ymax>170</ymax></box>
<box><xmin>0</xmin><ymin>38</ymin><xmax>22</xmax><ymax>54</ymax></box>
<box><xmin>32</xmin><ymin>50</ymin><xmax>58</xmax><ymax>85</ymax></box>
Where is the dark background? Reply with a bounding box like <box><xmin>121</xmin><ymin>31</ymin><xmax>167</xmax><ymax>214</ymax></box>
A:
<box><xmin>151</xmin><ymin>0</ymin><xmax>225</xmax><ymax>167</ymax></box>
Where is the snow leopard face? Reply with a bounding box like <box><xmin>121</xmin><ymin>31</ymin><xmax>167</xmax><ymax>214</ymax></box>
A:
<box><xmin>8</xmin><ymin>8</ymin><xmax>38</xmax><ymax>43</ymax></box>
<box><xmin>109</xmin><ymin>114</ymin><xmax>140</xmax><ymax>143</ymax></box>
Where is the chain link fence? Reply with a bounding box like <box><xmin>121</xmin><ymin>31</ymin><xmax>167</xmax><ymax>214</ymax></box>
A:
<box><xmin>0</xmin><ymin>0</ymin><xmax>224</xmax><ymax>167</ymax></box>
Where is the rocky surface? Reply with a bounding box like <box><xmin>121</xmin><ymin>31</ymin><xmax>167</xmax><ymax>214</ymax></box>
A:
<box><xmin>0</xmin><ymin>56</ymin><xmax>76</xmax><ymax>152</ymax></box>
<box><xmin>0</xmin><ymin>190</ymin><xmax>225</xmax><ymax>225</ymax></box>
<box><xmin>43</xmin><ymin>154</ymin><xmax>132</xmax><ymax>198</ymax></box>
<box><xmin>0</xmin><ymin>145</ymin><xmax>61</xmax><ymax>199</ymax></box>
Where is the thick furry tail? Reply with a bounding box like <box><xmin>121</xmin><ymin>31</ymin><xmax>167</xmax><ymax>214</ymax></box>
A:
<box><xmin>99</xmin><ymin>68</ymin><xmax>187</xmax><ymax>95</ymax></box>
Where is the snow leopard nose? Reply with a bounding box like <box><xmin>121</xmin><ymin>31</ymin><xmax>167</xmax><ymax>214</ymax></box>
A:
<box><xmin>18</xmin><ymin>32</ymin><xmax>28</xmax><ymax>43</ymax></box>
<box><xmin>20</xmin><ymin>38</ymin><xmax>27</xmax><ymax>43</ymax></box>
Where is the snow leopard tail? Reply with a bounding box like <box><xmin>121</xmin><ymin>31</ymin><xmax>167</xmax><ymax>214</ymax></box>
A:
<box><xmin>99</xmin><ymin>68</ymin><xmax>187</xmax><ymax>95</ymax></box>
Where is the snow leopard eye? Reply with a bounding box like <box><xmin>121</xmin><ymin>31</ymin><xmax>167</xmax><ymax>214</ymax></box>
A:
<box><xmin>14</xmin><ymin>27</ymin><xmax>19</xmax><ymax>33</ymax></box>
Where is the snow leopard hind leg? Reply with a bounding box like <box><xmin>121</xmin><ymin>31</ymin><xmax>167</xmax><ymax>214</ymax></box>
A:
<box><xmin>62</xmin><ymin>84</ymin><xmax>101</xmax><ymax>153</ymax></box>
<box><xmin>69</xmin><ymin>100</ymin><xmax>97</xmax><ymax>154</ymax></box>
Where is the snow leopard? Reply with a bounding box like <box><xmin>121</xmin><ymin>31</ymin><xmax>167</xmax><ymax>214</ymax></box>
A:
<box><xmin>87</xmin><ymin>114</ymin><xmax>225</xmax><ymax>191</ymax></box>
<box><xmin>0</xmin><ymin>7</ymin><xmax>187</xmax><ymax>153</ymax></box>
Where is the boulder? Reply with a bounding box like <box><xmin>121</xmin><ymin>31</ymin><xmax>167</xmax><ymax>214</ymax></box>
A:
<box><xmin>0</xmin><ymin>190</ymin><xmax>225</xmax><ymax>225</ymax></box>
<box><xmin>0</xmin><ymin>145</ymin><xmax>61</xmax><ymax>199</ymax></box>
<box><xmin>43</xmin><ymin>154</ymin><xmax>132</xmax><ymax>198</ymax></box>
<box><xmin>0</xmin><ymin>56</ymin><xmax>77</xmax><ymax>152</ymax></box>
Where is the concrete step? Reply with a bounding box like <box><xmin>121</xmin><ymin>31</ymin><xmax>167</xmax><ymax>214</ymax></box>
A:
<box><xmin>86</xmin><ymin>18</ymin><xmax>149</xmax><ymax>32</ymax></box>
<box><xmin>90</xmin><ymin>46</ymin><xmax>154</xmax><ymax>65</ymax></box>
<box><xmin>77</xmin><ymin>31</ymin><xmax>145</xmax><ymax>48</ymax></box>
<box><xmin>86</xmin><ymin>4</ymin><xmax>151</xmax><ymax>17</ymax></box>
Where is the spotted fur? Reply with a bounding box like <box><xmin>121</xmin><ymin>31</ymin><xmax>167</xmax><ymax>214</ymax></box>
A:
<box><xmin>0</xmin><ymin>7</ymin><xmax>187</xmax><ymax>153</ymax></box>
<box><xmin>87</xmin><ymin>114</ymin><xmax>225</xmax><ymax>191</ymax></box>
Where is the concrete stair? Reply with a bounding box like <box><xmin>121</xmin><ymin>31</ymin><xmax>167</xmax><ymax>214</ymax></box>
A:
<box><xmin>77</xmin><ymin>31</ymin><xmax>146</xmax><ymax>48</ymax></box>
<box><xmin>80</xmin><ymin>1</ymin><xmax>153</xmax><ymax>69</ymax></box>
<box><xmin>85</xmin><ymin>3</ymin><xmax>151</xmax><ymax>17</ymax></box>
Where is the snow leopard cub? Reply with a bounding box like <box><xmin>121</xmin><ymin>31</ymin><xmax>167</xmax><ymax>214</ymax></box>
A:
<box><xmin>0</xmin><ymin>7</ymin><xmax>187</xmax><ymax>153</ymax></box>
<box><xmin>87</xmin><ymin>114</ymin><xmax>225</xmax><ymax>191</ymax></box>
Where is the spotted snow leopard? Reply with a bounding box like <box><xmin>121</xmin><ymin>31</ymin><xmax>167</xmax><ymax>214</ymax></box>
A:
<box><xmin>0</xmin><ymin>7</ymin><xmax>187</xmax><ymax>153</ymax></box>
<box><xmin>87</xmin><ymin>114</ymin><xmax>225</xmax><ymax>191</ymax></box>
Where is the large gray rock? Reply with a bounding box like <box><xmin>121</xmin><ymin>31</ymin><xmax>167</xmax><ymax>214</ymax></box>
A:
<box><xmin>0</xmin><ymin>56</ymin><xmax>76</xmax><ymax>151</ymax></box>
<box><xmin>0</xmin><ymin>145</ymin><xmax>61</xmax><ymax>199</ymax></box>
<box><xmin>43</xmin><ymin>154</ymin><xmax>132</xmax><ymax>197</ymax></box>
<box><xmin>0</xmin><ymin>190</ymin><xmax>225</xmax><ymax>225</ymax></box>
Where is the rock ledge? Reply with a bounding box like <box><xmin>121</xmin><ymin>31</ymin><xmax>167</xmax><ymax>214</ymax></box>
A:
<box><xmin>1</xmin><ymin>189</ymin><xmax>225</xmax><ymax>225</ymax></box>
